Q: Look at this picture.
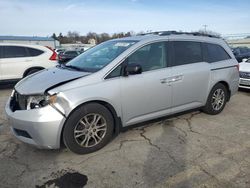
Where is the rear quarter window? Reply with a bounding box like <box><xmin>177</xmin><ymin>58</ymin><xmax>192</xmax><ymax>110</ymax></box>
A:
<box><xmin>204</xmin><ymin>43</ymin><xmax>231</xmax><ymax>63</ymax></box>
<box><xmin>26</xmin><ymin>47</ymin><xmax>44</xmax><ymax>57</ymax></box>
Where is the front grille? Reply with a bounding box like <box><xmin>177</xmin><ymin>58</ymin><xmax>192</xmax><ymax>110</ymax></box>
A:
<box><xmin>240</xmin><ymin>83</ymin><xmax>250</xmax><ymax>87</ymax></box>
<box><xmin>239</xmin><ymin>71</ymin><xmax>250</xmax><ymax>79</ymax></box>
<box><xmin>10</xmin><ymin>91</ymin><xmax>27</xmax><ymax>111</ymax></box>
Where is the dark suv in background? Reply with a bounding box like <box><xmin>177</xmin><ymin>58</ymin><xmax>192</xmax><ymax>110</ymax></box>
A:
<box><xmin>232</xmin><ymin>47</ymin><xmax>250</xmax><ymax>62</ymax></box>
<box><xmin>58</xmin><ymin>50</ymin><xmax>81</xmax><ymax>63</ymax></box>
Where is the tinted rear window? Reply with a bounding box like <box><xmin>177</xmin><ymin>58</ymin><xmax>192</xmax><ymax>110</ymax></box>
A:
<box><xmin>172</xmin><ymin>41</ymin><xmax>202</xmax><ymax>66</ymax></box>
<box><xmin>26</xmin><ymin>47</ymin><xmax>44</xmax><ymax>56</ymax></box>
<box><xmin>3</xmin><ymin>46</ymin><xmax>28</xmax><ymax>58</ymax></box>
<box><xmin>204</xmin><ymin>43</ymin><xmax>231</xmax><ymax>63</ymax></box>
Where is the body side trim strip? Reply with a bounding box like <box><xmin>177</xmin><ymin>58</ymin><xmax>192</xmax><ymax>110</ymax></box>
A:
<box><xmin>211</xmin><ymin>65</ymin><xmax>237</xmax><ymax>71</ymax></box>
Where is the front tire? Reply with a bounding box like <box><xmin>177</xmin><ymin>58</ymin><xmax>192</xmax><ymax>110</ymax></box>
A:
<box><xmin>202</xmin><ymin>83</ymin><xmax>228</xmax><ymax>115</ymax></box>
<box><xmin>63</xmin><ymin>103</ymin><xmax>114</xmax><ymax>154</ymax></box>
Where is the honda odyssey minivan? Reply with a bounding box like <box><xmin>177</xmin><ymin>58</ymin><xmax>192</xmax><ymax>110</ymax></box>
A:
<box><xmin>5</xmin><ymin>31</ymin><xmax>239</xmax><ymax>154</ymax></box>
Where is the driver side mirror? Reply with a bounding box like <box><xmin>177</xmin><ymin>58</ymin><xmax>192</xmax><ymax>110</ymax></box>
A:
<box><xmin>124</xmin><ymin>63</ymin><xmax>142</xmax><ymax>76</ymax></box>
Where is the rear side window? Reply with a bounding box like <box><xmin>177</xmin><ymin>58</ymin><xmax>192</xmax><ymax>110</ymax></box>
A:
<box><xmin>172</xmin><ymin>41</ymin><xmax>202</xmax><ymax>66</ymax></box>
<box><xmin>3</xmin><ymin>46</ymin><xmax>28</xmax><ymax>58</ymax></box>
<box><xmin>26</xmin><ymin>47</ymin><xmax>44</xmax><ymax>56</ymax></box>
<box><xmin>204</xmin><ymin>43</ymin><xmax>231</xmax><ymax>63</ymax></box>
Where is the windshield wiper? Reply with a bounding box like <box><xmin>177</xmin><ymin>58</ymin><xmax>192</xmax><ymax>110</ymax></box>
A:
<box><xmin>58</xmin><ymin>64</ymin><xmax>92</xmax><ymax>72</ymax></box>
<box><xmin>64</xmin><ymin>65</ymin><xmax>83</xmax><ymax>71</ymax></box>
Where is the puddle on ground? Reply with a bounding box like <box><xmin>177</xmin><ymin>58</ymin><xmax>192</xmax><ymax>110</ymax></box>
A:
<box><xmin>36</xmin><ymin>172</ymin><xmax>88</xmax><ymax>188</ymax></box>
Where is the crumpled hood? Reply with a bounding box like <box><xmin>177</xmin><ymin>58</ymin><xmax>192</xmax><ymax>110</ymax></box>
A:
<box><xmin>239</xmin><ymin>62</ymin><xmax>250</xmax><ymax>73</ymax></box>
<box><xmin>15</xmin><ymin>66</ymin><xmax>90</xmax><ymax>95</ymax></box>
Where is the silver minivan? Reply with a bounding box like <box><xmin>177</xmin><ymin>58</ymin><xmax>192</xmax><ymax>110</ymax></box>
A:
<box><xmin>5</xmin><ymin>32</ymin><xmax>239</xmax><ymax>154</ymax></box>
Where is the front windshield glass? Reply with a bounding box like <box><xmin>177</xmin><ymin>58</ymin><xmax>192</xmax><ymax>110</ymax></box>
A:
<box><xmin>66</xmin><ymin>40</ymin><xmax>137</xmax><ymax>72</ymax></box>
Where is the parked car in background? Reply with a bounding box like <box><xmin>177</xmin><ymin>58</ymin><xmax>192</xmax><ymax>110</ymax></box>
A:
<box><xmin>0</xmin><ymin>43</ymin><xmax>58</xmax><ymax>82</ymax></box>
<box><xmin>55</xmin><ymin>48</ymin><xmax>65</xmax><ymax>54</ymax></box>
<box><xmin>58</xmin><ymin>50</ymin><xmax>80</xmax><ymax>63</ymax></box>
<box><xmin>239</xmin><ymin>58</ymin><xmax>250</xmax><ymax>89</ymax></box>
<box><xmin>232</xmin><ymin>47</ymin><xmax>250</xmax><ymax>62</ymax></box>
<box><xmin>5</xmin><ymin>31</ymin><xmax>239</xmax><ymax>154</ymax></box>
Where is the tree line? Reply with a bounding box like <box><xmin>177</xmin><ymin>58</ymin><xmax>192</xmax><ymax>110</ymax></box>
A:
<box><xmin>51</xmin><ymin>30</ymin><xmax>223</xmax><ymax>44</ymax></box>
<box><xmin>51</xmin><ymin>31</ymin><xmax>135</xmax><ymax>44</ymax></box>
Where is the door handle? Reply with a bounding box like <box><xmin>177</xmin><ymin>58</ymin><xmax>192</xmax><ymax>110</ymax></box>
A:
<box><xmin>160</xmin><ymin>78</ymin><xmax>167</xmax><ymax>84</ymax></box>
<box><xmin>25</xmin><ymin>59</ymin><xmax>32</xmax><ymax>62</ymax></box>
<box><xmin>169</xmin><ymin>75</ymin><xmax>183</xmax><ymax>82</ymax></box>
<box><xmin>160</xmin><ymin>78</ymin><xmax>172</xmax><ymax>86</ymax></box>
<box><xmin>161</xmin><ymin>75</ymin><xmax>183</xmax><ymax>85</ymax></box>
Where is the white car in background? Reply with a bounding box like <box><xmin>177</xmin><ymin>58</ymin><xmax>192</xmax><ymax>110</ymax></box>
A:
<box><xmin>0</xmin><ymin>43</ymin><xmax>58</xmax><ymax>82</ymax></box>
<box><xmin>239</xmin><ymin>58</ymin><xmax>250</xmax><ymax>89</ymax></box>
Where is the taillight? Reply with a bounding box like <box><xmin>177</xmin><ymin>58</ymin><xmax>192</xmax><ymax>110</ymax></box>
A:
<box><xmin>50</xmin><ymin>51</ymin><xmax>58</xmax><ymax>60</ymax></box>
<box><xmin>46</xmin><ymin>46</ymin><xmax>58</xmax><ymax>61</ymax></box>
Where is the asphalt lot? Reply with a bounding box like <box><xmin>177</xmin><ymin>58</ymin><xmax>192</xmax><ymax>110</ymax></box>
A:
<box><xmin>0</xmin><ymin>88</ymin><xmax>250</xmax><ymax>188</ymax></box>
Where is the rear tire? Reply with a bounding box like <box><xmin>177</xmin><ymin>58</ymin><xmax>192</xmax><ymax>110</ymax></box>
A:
<box><xmin>202</xmin><ymin>83</ymin><xmax>228</xmax><ymax>115</ymax></box>
<box><xmin>63</xmin><ymin>103</ymin><xmax>114</xmax><ymax>154</ymax></box>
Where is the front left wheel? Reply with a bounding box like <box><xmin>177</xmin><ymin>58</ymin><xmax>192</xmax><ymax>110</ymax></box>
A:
<box><xmin>63</xmin><ymin>103</ymin><xmax>114</xmax><ymax>154</ymax></box>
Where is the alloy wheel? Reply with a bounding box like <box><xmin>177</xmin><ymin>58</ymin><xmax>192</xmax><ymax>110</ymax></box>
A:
<box><xmin>74</xmin><ymin>113</ymin><xmax>107</xmax><ymax>148</ymax></box>
<box><xmin>211</xmin><ymin>88</ymin><xmax>225</xmax><ymax>111</ymax></box>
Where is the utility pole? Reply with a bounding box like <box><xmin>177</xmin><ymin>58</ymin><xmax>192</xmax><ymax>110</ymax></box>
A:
<box><xmin>203</xmin><ymin>25</ymin><xmax>208</xmax><ymax>33</ymax></box>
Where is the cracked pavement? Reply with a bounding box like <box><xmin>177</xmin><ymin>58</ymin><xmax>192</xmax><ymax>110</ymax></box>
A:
<box><xmin>0</xmin><ymin>88</ymin><xmax>250</xmax><ymax>188</ymax></box>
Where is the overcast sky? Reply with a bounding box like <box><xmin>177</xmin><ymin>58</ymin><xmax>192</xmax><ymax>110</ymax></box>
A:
<box><xmin>0</xmin><ymin>0</ymin><xmax>250</xmax><ymax>36</ymax></box>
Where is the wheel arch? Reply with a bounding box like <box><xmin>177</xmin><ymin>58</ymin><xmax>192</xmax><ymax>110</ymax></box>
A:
<box><xmin>23</xmin><ymin>66</ymin><xmax>45</xmax><ymax>77</ymax></box>
<box><xmin>210</xmin><ymin>80</ymin><xmax>231</xmax><ymax>101</ymax></box>
<box><xmin>217</xmin><ymin>81</ymin><xmax>231</xmax><ymax>101</ymax></box>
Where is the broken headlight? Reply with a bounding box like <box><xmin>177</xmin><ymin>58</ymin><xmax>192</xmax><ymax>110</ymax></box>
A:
<box><xmin>26</xmin><ymin>95</ymin><xmax>57</xmax><ymax>110</ymax></box>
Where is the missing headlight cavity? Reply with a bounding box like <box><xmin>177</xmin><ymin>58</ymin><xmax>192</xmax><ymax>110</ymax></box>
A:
<box><xmin>10</xmin><ymin>91</ymin><xmax>26</xmax><ymax>111</ymax></box>
<box><xmin>36</xmin><ymin>172</ymin><xmax>88</xmax><ymax>188</ymax></box>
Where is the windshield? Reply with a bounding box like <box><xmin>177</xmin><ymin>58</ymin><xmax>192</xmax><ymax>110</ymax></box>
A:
<box><xmin>66</xmin><ymin>40</ymin><xmax>137</xmax><ymax>72</ymax></box>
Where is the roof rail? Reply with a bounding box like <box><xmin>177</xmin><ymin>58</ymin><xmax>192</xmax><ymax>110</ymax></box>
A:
<box><xmin>138</xmin><ymin>31</ymin><xmax>220</xmax><ymax>38</ymax></box>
